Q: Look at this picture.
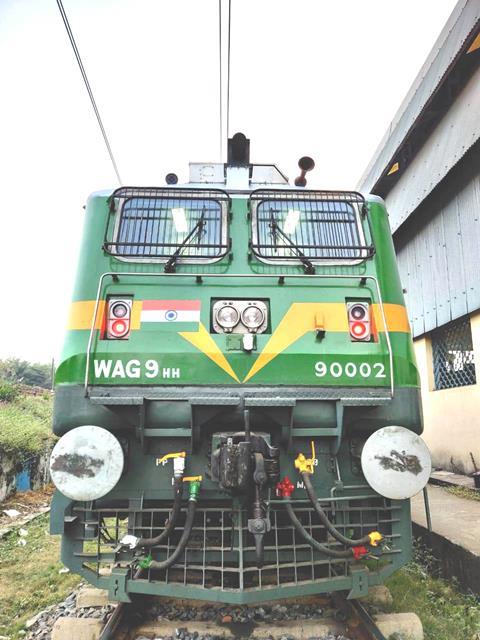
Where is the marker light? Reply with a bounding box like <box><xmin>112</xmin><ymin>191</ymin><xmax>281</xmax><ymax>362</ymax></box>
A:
<box><xmin>283</xmin><ymin>209</ymin><xmax>300</xmax><ymax>234</ymax></box>
<box><xmin>110</xmin><ymin>319</ymin><xmax>129</xmax><ymax>338</ymax></box>
<box><xmin>172</xmin><ymin>208</ymin><xmax>188</xmax><ymax>233</ymax></box>
<box><xmin>241</xmin><ymin>305</ymin><xmax>265</xmax><ymax>331</ymax></box>
<box><xmin>106</xmin><ymin>298</ymin><xmax>132</xmax><ymax>339</ymax></box>
<box><xmin>347</xmin><ymin>302</ymin><xmax>371</xmax><ymax>342</ymax></box>
<box><xmin>111</xmin><ymin>301</ymin><xmax>129</xmax><ymax>318</ymax></box>
<box><xmin>215</xmin><ymin>304</ymin><xmax>240</xmax><ymax>332</ymax></box>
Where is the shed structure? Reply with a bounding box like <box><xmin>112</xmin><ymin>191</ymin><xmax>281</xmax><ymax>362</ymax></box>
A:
<box><xmin>358</xmin><ymin>0</ymin><xmax>480</xmax><ymax>473</ymax></box>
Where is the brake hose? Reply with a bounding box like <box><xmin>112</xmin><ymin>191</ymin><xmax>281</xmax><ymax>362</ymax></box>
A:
<box><xmin>301</xmin><ymin>472</ymin><xmax>377</xmax><ymax>547</ymax></box>
<box><xmin>139</xmin><ymin>480</ymin><xmax>200</xmax><ymax>571</ymax></box>
<box><xmin>284</xmin><ymin>497</ymin><xmax>359</xmax><ymax>558</ymax></box>
<box><xmin>135</xmin><ymin>476</ymin><xmax>184</xmax><ymax>548</ymax></box>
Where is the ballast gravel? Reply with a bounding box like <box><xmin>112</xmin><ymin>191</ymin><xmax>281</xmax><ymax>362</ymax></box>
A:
<box><xmin>25</xmin><ymin>592</ymin><xmax>114</xmax><ymax>640</ymax></box>
<box><xmin>25</xmin><ymin>591</ymin><xmax>353</xmax><ymax>640</ymax></box>
<box><xmin>134</xmin><ymin>635</ymin><xmax>351</xmax><ymax>640</ymax></box>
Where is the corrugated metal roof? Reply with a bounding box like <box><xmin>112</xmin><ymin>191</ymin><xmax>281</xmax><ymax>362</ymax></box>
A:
<box><xmin>395</xmin><ymin>164</ymin><xmax>480</xmax><ymax>337</ymax></box>
<box><xmin>358</xmin><ymin>0</ymin><xmax>480</xmax><ymax>194</ymax></box>
<box><xmin>382</xmin><ymin>64</ymin><xmax>480</xmax><ymax>231</ymax></box>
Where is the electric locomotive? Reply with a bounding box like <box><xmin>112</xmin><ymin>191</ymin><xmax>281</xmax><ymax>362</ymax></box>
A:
<box><xmin>50</xmin><ymin>134</ymin><xmax>430</xmax><ymax>605</ymax></box>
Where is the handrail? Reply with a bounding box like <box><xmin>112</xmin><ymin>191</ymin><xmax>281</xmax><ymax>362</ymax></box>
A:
<box><xmin>84</xmin><ymin>271</ymin><xmax>395</xmax><ymax>396</ymax></box>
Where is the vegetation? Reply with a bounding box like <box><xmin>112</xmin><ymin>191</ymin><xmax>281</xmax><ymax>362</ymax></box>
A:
<box><xmin>0</xmin><ymin>381</ymin><xmax>19</xmax><ymax>402</ymax></box>
<box><xmin>0</xmin><ymin>391</ymin><xmax>54</xmax><ymax>456</ymax></box>
<box><xmin>446</xmin><ymin>484</ymin><xmax>480</xmax><ymax>502</ymax></box>
<box><xmin>0</xmin><ymin>513</ymin><xmax>80</xmax><ymax>638</ymax></box>
<box><xmin>385</xmin><ymin>540</ymin><xmax>480</xmax><ymax>640</ymax></box>
<box><xmin>0</xmin><ymin>357</ymin><xmax>52</xmax><ymax>389</ymax></box>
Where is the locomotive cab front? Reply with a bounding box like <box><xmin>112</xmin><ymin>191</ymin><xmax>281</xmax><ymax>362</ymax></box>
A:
<box><xmin>50</xmin><ymin>135</ymin><xmax>428</xmax><ymax>604</ymax></box>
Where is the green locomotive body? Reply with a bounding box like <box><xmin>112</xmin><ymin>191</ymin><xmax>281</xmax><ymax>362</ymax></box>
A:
<box><xmin>50</xmin><ymin>137</ymin><xmax>422</xmax><ymax>604</ymax></box>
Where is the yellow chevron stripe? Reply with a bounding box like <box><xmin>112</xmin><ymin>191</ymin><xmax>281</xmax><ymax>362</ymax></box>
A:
<box><xmin>243</xmin><ymin>302</ymin><xmax>410</xmax><ymax>382</ymax></box>
<box><xmin>179</xmin><ymin>322</ymin><xmax>240</xmax><ymax>383</ymax></box>
<box><xmin>66</xmin><ymin>300</ymin><xmax>410</xmax><ymax>385</ymax></box>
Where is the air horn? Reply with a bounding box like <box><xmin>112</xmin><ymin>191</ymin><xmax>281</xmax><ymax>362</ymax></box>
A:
<box><xmin>294</xmin><ymin>156</ymin><xmax>315</xmax><ymax>187</ymax></box>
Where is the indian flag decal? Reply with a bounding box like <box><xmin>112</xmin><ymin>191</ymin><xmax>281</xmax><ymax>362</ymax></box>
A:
<box><xmin>141</xmin><ymin>300</ymin><xmax>201</xmax><ymax>324</ymax></box>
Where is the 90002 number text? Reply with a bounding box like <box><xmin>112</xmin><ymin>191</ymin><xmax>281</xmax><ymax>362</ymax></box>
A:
<box><xmin>314</xmin><ymin>361</ymin><xmax>386</xmax><ymax>379</ymax></box>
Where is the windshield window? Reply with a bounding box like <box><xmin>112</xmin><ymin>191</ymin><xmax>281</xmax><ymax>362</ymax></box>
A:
<box><xmin>251</xmin><ymin>191</ymin><xmax>372</xmax><ymax>263</ymax></box>
<box><xmin>107</xmin><ymin>189</ymin><xmax>229</xmax><ymax>262</ymax></box>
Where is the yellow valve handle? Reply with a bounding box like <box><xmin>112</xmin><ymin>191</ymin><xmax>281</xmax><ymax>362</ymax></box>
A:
<box><xmin>183</xmin><ymin>475</ymin><xmax>203</xmax><ymax>482</ymax></box>
<box><xmin>294</xmin><ymin>441</ymin><xmax>316</xmax><ymax>475</ymax></box>
<box><xmin>368</xmin><ymin>531</ymin><xmax>383</xmax><ymax>547</ymax></box>
<box><xmin>156</xmin><ymin>451</ymin><xmax>186</xmax><ymax>466</ymax></box>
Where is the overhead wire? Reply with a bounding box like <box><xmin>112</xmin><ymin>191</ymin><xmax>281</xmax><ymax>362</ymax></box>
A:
<box><xmin>226</xmin><ymin>0</ymin><xmax>232</xmax><ymax>140</ymax></box>
<box><xmin>218</xmin><ymin>0</ymin><xmax>223</xmax><ymax>160</ymax></box>
<box><xmin>55</xmin><ymin>0</ymin><xmax>123</xmax><ymax>185</ymax></box>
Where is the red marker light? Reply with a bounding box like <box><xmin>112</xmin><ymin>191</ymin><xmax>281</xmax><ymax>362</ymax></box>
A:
<box><xmin>347</xmin><ymin>302</ymin><xmax>371</xmax><ymax>342</ymax></box>
<box><xmin>111</xmin><ymin>319</ymin><xmax>128</xmax><ymax>337</ymax></box>
<box><xmin>106</xmin><ymin>298</ymin><xmax>132</xmax><ymax>340</ymax></box>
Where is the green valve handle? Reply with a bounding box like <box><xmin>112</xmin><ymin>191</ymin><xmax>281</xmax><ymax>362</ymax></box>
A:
<box><xmin>189</xmin><ymin>480</ymin><xmax>201</xmax><ymax>501</ymax></box>
<box><xmin>138</xmin><ymin>554</ymin><xmax>152</xmax><ymax>569</ymax></box>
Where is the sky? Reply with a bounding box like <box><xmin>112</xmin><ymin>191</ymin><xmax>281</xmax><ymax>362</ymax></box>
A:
<box><xmin>0</xmin><ymin>0</ymin><xmax>458</xmax><ymax>363</ymax></box>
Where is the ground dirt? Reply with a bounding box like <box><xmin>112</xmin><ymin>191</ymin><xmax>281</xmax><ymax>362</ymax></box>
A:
<box><xmin>0</xmin><ymin>485</ymin><xmax>54</xmax><ymax>528</ymax></box>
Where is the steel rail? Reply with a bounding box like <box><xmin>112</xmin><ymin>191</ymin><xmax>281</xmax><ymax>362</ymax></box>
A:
<box><xmin>100</xmin><ymin>591</ymin><xmax>388</xmax><ymax>640</ymax></box>
<box><xmin>84</xmin><ymin>271</ymin><xmax>394</xmax><ymax>397</ymax></box>
<box><xmin>98</xmin><ymin>602</ymin><xmax>126</xmax><ymax>640</ymax></box>
<box><xmin>345</xmin><ymin>597</ymin><xmax>389</xmax><ymax>640</ymax></box>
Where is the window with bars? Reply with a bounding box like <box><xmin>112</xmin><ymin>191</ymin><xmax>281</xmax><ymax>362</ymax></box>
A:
<box><xmin>249</xmin><ymin>190</ymin><xmax>373</xmax><ymax>264</ymax></box>
<box><xmin>105</xmin><ymin>187</ymin><xmax>230</xmax><ymax>263</ymax></box>
<box><xmin>432</xmin><ymin>316</ymin><xmax>476</xmax><ymax>390</ymax></box>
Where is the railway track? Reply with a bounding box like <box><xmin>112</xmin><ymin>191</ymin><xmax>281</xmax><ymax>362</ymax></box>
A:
<box><xmin>96</xmin><ymin>594</ymin><xmax>393</xmax><ymax>640</ymax></box>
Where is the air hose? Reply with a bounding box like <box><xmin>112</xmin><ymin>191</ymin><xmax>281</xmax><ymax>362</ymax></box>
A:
<box><xmin>284</xmin><ymin>496</ymin><xmax>358</xmax><ymax>559</ymax></box>
<box><xmin>292</xmin><ymin>445</ymin><xmax>382</xmax><ymax>550</ymax></box>
<box><xmin>301</xmin><ymin>472</ymin><xmax>380</xmax><ymax>548</ymax></box>
<box><xmin>139</xmin><ymin>479</ymin><xmax>200</xmax><ymax>571</ymax></box>
<box><xmin>135</xmin><ymin>475</ymin><xmax>184</xmax><ymax>548</ymax></box>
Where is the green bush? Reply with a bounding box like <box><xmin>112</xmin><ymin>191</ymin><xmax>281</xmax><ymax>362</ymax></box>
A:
<box><xmin>0</xmin><ymin>381</ymin><xmax>19</xmax><ymax>402</ymax></box>
<box><xmin>0</xmin><ymin>392</ymin><xmax>54</xmax><ymax>455</ymax></box>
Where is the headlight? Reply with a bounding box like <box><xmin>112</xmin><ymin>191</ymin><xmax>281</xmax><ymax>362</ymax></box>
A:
<box><xmin>215</xmin><ymin>304</ymin><xmax>240</xmax><ymax>330</ymax></box>
<box><xmin>241</xmin><ymin>305</ymin><xmax>265</xmax><ymax>331</ymax></box>
<box><xmin>211</xmin><ymin>299</ymin><xmax>268</xmax><ymax>334</ymax></box>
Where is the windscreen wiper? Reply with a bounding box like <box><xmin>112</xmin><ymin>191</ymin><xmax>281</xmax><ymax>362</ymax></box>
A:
<box><xmin>268</xmin><ymin>214</ymin><xmax>315</xmax><ymax>274</ymax></box>
<box><xmin>164</xmin><ymin>211</ymin><xmax>206</xmax><ymax>273</ymax></box>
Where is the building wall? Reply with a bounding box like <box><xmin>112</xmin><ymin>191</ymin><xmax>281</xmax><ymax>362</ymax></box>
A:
<box><xmin>394</xmin><ymin>142</ymin><xmax>480</xmax><ymax>338</ymax></box>
<box><xmin>414</xmin><ymin>309</ymin><xmax>480</xmax><ymax>474</ymax></box>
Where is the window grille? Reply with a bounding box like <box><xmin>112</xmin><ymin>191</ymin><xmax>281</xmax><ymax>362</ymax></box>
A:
<box><xmin>249</xmin><ymin>190</ymin><xmax>374</xmax><ymax>265</ymax></box>
<box><xmin>105</xmin><ymin>187</ymin><xmax>230</xmax><ymax>263</ymax></box>
<box><xmin>432</xmin><ymin>316</ymin><xmax>476</xmax><ymax>390</ymax></box>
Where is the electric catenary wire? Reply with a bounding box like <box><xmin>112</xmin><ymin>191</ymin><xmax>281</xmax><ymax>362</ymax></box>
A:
<box><xmin>218</xmin><ymin>0</ymin><xmax>223</xmax><ymax>160</ymax></box>
<box><xmin>226</xmin><ymin>0</ymin><xmax>232</xmax><ymax>140</ymax></box>
<box><xmin>218</xmin><ymin>0</ymin><xmax>233</xmax><ymax>159</ymax></box>
<box><xmin>55</xmin><ymin>0</ymin><xmax>122</xmax><ymax>185</ymax></box>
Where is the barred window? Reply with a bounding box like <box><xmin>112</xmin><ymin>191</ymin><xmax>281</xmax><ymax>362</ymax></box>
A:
<box><xmin>249</xmin><ymin>190</ymin><xmax>373</xmax><ymax>265</ymax></box>
<box><xmin>105</xmin><ymin>187</ymin><xmax>230</xmax><ymax>264</ymax></box>
<box><xmin>432</xmin><ymin>316</ymin><xmax>476</xmax><ymax>390</ymax></box>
